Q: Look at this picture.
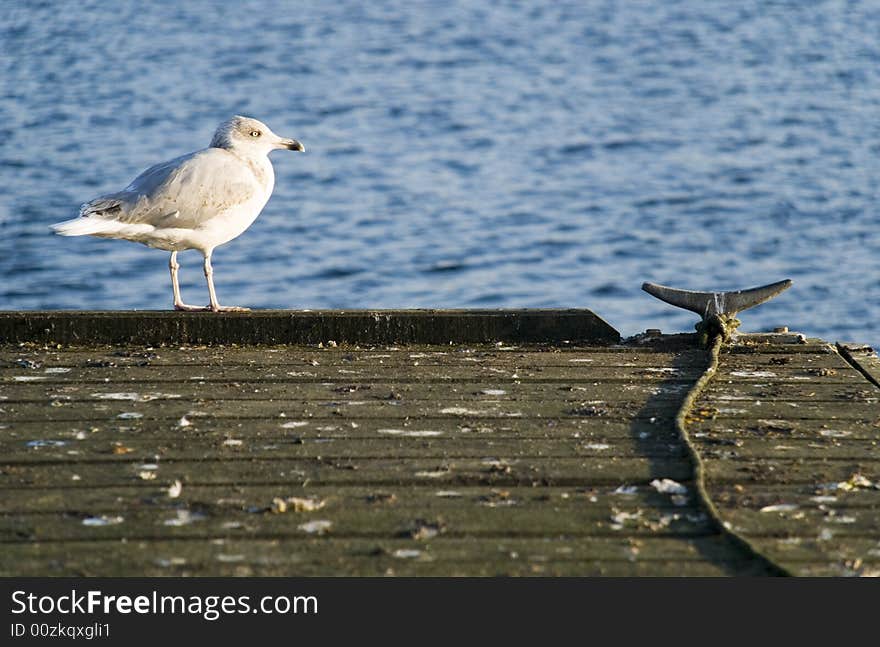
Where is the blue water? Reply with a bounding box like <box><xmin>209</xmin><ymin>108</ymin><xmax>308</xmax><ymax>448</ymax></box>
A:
<box><xmin>2</xmin><ymin>1</ymin><xmax>879</xmax><ymax>346</ymax></box>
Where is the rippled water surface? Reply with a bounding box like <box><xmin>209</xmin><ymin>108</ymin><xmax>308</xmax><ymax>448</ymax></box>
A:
<box><xmin>2</xmin><ymin>1</ymin><xmax>878</xmax><ymax>345</ymax></box>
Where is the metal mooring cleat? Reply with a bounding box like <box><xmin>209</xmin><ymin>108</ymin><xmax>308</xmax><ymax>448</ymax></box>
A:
<box><xmin>642</xmin><ymin>279</ymin><xmax>793</xmax><ymax>345</ymax></box>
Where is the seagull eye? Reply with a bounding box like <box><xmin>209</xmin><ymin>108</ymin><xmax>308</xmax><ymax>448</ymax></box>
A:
<box><xmin>250</xmin><ymin>130</ymin><xmax>261</xmax><ymax>137</ymax></box>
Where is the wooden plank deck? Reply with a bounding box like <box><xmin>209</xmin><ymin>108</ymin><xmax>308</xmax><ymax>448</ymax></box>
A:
<box><xmin>0</xmin><ymin>312</ymin><xmax>877</xmax><ymax>576</ymax></box>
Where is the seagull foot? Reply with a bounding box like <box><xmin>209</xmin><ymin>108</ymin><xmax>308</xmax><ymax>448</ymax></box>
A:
<box><xmin>174</xmin><ymin>303</ymin><xmax>211</xmax><ymax>312</ymax></box>
<box><xmin>211</xmin><ymin>305</ymin><xmax>251</xmax><ymax>313</ymax></box>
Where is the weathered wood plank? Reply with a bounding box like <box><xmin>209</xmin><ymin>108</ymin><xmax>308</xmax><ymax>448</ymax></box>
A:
<box><xmin>0</xmin><ymin>417</ymin><xmax>677</xmax><ymax>437</ymax></box>
<box><xmin>690</xmin><ymin>438</ymin><xmax>880</xmax><ymax>461</ymax></box>
<box><xmin>699</xmin><ymin>457</ymin><xmax>880</xmax><ymax>484</ymax></box>
<box><xmin>4</xmin><ymin>397</ymin><xmax>872</xmax><ymax>422</ymax></box>
<box><xmin>0</xmin><ymin>484</ymin><xmax>691</xmax><ymax>514</ymax></box>
<box><xmin>0</xmin><ymin>347</ymin><xmax>693</xmax><ymax>368</ymax></box>
<box><xmin>0</xmin><ymin>437</ymin><xmax>690</xmax><ymax>464</ymax></box>
<box><xmin>720</xmin><ymin>349</ymin><xmax>849</xmax><ymax>365</ymax></box>
<box><xmin>1</xmin><ymin>537</ymin><xmax>772</xmax><ymax>577</ymax></box>
<box><xmin>2</xmin><ymin>431</ymin><xmax>875</xmax><ymax>465</ymax></box>
<box><xmin>0</xmin><ymin>381</ymin><xmax>693</xmax><ymax>404</ymax></box>
<box><xmin>0</xmin><ymin>364</ymin><xmax>707</xmax><ymax>384</ymax></box>
<box><xmin>9</xmin><ymin>482</ymin><xmax>880</xmax><ymax>517</ymax></box>
<box><xmin>723</xmin><ymin>508</ymin><xmax>880</xmax><ymax>537</ymax></box>
<box><xmin>725</xmin><ymin>338</ymin><xmax>832</xmax><ymax>353</ymax></box>
<box><xmin>8</xmin><ymin>455</ymin><xmax>870</xmax><ymax>488</ymax></box>
<box><xmin>703</xmin><ymin>382</ymin><xmax>879</xmax><ymax>402</ymax></box>
<box><xmin>0</xmin><ymin>500</ymin><xmax>715</xmax><ymax>544</ymax></box>
<box><xmin>686</xmin><ymin>401</ymin><xmax>879</xmax><ymax>420</ymax></box>
<box><xmin>0</xmin><ymin>310</ymin><xmax>621</xmax><ymax>346</ymax></box>
<box><xmin>0</xmin><ymin>399</ymin><xmax>683</xmax><ymax>423</ymax></box>
<box><xmin>0</xmin><ymin>535</ymin><xmax>753</xmax><ymax>560</ymax></box>
<box><xmin>0</xmin><ymin>456</ymin><xmax>696</xmax><ymax>488</ymax></box>
<box><xmin>688</xmin><ymin>418</ymin><xmax>880</xmax><ymax>442</ymax></box>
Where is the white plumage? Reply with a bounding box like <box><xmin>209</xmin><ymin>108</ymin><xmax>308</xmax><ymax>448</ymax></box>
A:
<box><xmin>51</xmin><ymin>116</ymin><xmax>304</xmax><ymax>312</ymax></box>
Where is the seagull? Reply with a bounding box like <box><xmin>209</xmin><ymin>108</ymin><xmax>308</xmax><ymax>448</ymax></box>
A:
<box><xmin>51</xmin><ymin>116</ymin><xmax>304</xmax><ymax>312</ymax></box>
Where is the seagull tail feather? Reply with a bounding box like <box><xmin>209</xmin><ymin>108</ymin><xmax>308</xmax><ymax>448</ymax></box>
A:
<box><xmin>50</xmin><ymin>217</ymin><xmax>149</xmax><ymax>238</ymax></box>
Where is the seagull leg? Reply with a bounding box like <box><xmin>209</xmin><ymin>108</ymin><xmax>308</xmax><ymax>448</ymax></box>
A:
<box><xmin>204</xmin><ymin>251</ymin><xmax>250</xmax><ymax>313</ymax></box>
<box><xmin>170</xmin><ymin>251</ymin><xmax>210</xmax><ymax>312</ymax></box>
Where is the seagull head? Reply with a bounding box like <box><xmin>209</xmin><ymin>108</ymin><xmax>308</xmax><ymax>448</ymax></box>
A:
<box><xmin>210</xmin><ymin>116</ymin><xmax>304</xmax><ymax>155</ymax></box>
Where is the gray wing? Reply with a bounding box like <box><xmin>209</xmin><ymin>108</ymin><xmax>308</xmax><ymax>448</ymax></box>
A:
<box><xmin>80</xmin><ymin>148</ymin><xmax>257</xmax><ymax>229</ymax></box>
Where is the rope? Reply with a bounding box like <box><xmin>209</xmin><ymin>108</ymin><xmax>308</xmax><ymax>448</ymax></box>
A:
<box><xmin>676</xmin><ymin>334</ymin><xmax>794</xmax><ymax>577</ymax></box>
<box><xmin>695</xmin><ymin>313</ymin><xmax>740</xmax><ymax>347</ymax></box>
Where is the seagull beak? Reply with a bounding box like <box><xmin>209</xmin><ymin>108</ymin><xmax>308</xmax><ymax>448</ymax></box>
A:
<box><xmin>280</xmin><ymin>138</ymin><xmax>305</xmax><ymax>152</ymax></box>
